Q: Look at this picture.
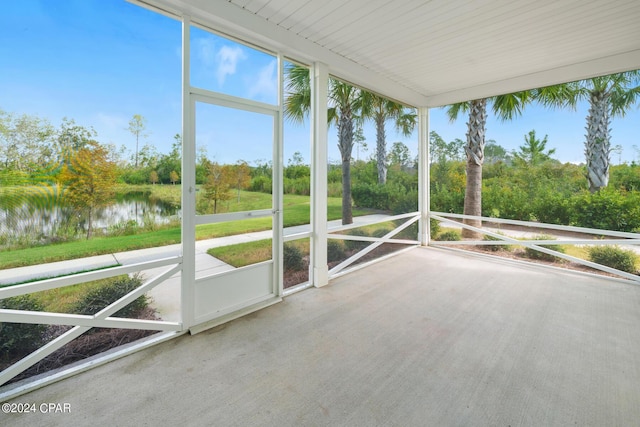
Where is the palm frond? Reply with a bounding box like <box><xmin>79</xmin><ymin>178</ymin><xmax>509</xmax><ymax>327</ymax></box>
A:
<box><xmin>445</xmin><ymin>102</ymin><xmax>469</xmax><ymax>122</ymax></box>
<box><xmin>284</xmin><ymin>64</ymin><xmax>311</xmax><ymax>124</ymax></box>
<box><xmin>492</xmin><ymin>91</ymin><xmax>531</xmax><ymax>121</ymax></box>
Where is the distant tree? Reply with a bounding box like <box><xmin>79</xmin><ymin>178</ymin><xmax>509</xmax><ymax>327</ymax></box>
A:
<box><xmin>388</xmin><ymin>141</ymin><xmax>411</xmax><ymax>171</ymax></box>
<box><xmin>59</xmin><ymin>141</ymin><xmax>116</xmax><ymax>239</ymax></box>
<box><xmin>232</xmin><ymin>160</ymin><xmax>251</xmax><ymax>201</ymax></box>
<box><xmin>150</xmin><ymin>170</ymin><xmax>159</xmax><ymax>185</ymax></box>
<box><xmin>252</xmin><ymin>159</ymin><xmax>272</xmax><ymax>178</ymax></box>
<box><xmin>430</xmin><ymin>132</ymin><xmax>465</xmax><ymax>164</ymax></box>
<box><xmin>484</xmin><ymin>140</ymin><xmax>509</xmax><ymax>164</ymax></box>
<box><xmin>360</xmin><ymin>91</ymin><xmax>416</xmax><ymax>184</ymax></box>
<box><xmin>170</xmin><ymin>170</ymin><xmax>180</xmax><ymax>185</ymax></box>
<box><xmin>202</xmin><ymin>162</ymin><xmax>232</xmax><ymax>213</ymax></box>
<box><xmin>56</xmin><ymin>118</ymin><xmax>96</xmax><ymax>156</ymax></box>
<box><xmin>430</xmin><ymin>131</ymin><xmax>448</xmax><ymax>164</ymax></box>
<box><xmin>127</xmin><ymin>114</ymin><xmax>147</xmax><ymax>168</ymax></box>
<box><xmin>612</xmin><ymin>145</ymin><xmax>623</xmax><ymax>165</ymax></box>
<box><xmin>289</xmin><ymin>151</ymin><xmax>305</xmax><ymax>166</ymax></box>
<box><xmin>0</xmin><ymin>110</ymin><xmax>55</xmax><ymax>172</ymax></box>
<box><xmin>513</xmin><ymin>130</ymin><xmax>556</xmax><ymax>166</ymax></box>
<box><xmin>353</xmin><ymin>125</ymin><xmax>367</xmax><ymax>162</ymax></box>
<box><xmin>447</xmin><ymin>139</ymin><xmax>466</xmax><ymax>162</ymax></box>
<box><xmin>195</xmin><ymin>145</ymin><xmax>209</xmax><ymax>185</ymax></box>
<box><xmin>137</xmin><ymin>143</ymin><xmax>159</xmax><ymax>170</ymax></box>
<box><xmin>156</xmin><ymin>133</ymin><xmax>181</xmax><ymax>183</ymax></box>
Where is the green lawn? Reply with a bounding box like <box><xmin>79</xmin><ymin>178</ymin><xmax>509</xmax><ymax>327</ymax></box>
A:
<box><xmin>0</xmin><ymin>192</ymin><xmax>371</xmax><ymax>270</ymax></box>
<box><xmin>208</xmin><ymin>238</ymin><xmax>310</xmax><ymax>268</ymax></box>
<box><xmin>208</xmin><ymin>239</ymin><xmax>273</xmax><ymax>268</ymax></box>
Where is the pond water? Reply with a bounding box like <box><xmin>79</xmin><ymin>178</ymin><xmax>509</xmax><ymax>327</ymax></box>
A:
<box><xmin>0</xmin><ymin>192</ymin><xmax>180</xmax><ymax>241</ymax></box>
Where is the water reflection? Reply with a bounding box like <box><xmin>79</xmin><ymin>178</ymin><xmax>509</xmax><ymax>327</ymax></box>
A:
<box><xmin>0</xmin><ymin>192</ymin><xmax>180</xmax><ymax>246</ymax></box>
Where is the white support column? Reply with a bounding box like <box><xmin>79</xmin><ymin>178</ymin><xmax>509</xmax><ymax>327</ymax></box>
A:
<box><xmin>310</xmin><ymin>63</ymin><xmax>329</xmax><ymax>287</ymax></box>
<box><xmin>273</xmin><ymin>53</ymin><xmax>285</xmax><ymax>296</ymax></box>
<box><xmin>418</xmin><ymin>107</ymin><xmax>430</xmax><ymax>246</ymax></box>
<box><xmin>181</xmin><ymin>16</ymin><xmax>196</xmax><ymax>329</ymax></box>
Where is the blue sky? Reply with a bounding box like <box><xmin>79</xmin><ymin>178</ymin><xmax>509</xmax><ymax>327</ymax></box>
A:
<box><xmin>1</xmin><ymin>0</ymin><xmax>639</xmax><ymax>167</ymax></box>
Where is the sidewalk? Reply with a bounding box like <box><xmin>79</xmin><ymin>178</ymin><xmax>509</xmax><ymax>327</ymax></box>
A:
<box><xmin>0</xmin><ymin>214</ymin><xmax>391</xmax><ymax>286</ymax></box>
<box><xmin>0</xmin><ymin>214</ymin><xmax>391</xmax><ymax>322</ymax></box>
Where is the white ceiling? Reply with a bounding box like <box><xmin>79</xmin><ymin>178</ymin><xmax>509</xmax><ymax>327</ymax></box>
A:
<box><xmin>135</xmin><ymin>0</ymin><xmax>640</xmax><ymax>107</ymax></box>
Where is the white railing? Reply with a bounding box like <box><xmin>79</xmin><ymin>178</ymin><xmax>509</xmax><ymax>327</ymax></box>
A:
<box><xmin>430</xmin><ymin>211</ymin><xmax>640</xmax><ymax>284</ymax></box>
<box><xmin>0</xmin><ymin>256</ymin><xmax>183</xmax><ymax>387</ymax></box>
<box><xmin>328</xmin><ymin>212</ymin><xmax>420</xmax><ymax>278</ymax></box>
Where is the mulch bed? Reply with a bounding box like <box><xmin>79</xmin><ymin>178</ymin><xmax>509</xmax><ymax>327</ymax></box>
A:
<box><xmin>2</xmin><ymin>307</ymin><xmax>160</xmax><ymax>385</ymax></box>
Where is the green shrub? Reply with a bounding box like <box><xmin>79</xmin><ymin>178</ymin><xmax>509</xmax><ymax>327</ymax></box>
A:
<box><xmin>283</xmin><ymin>243</ymin><xmax>304</xmax><ymax>271</ymax></box>
<box><xmin>0</xmin><ymin>295</ymin><xmax>46</xmax><ymax>360</ymax></box>
<box><xmin>391</xmin><ymin>190</ymin><xmax>418</xmax><ymax>214</ymax></box>
<box><xmin>482</xmin><ymin>233</ymin><xmax>511</xmax><ymax>252</ymax></box>
<box><xmin>570</xmin><ymin>189</ymin><xmax>640</xmax><ymax>232</ymax></box>
<box><xmin>610</xmin><ymin>164</ymin><xmax>640</xmax><ymax>192</ymax></box>
<box><xmin>395</xmin><ymin>222</ymin><xmax>419</xmax><ymax>240</ymax></box>
<box><xmin>430</xmin><ymin>184</ymin><xmax>464</xmax><ymax>214</ymax></box>
<box><xmin>371</xmin><ymin>228</ymin><xmax>391</xmax><ymax>238</ymax></box>
<box><xmin>482</xmin><ymin>185</ymin><xmax>532</xmax><ymax>221</ymax></box>
<box><xmin>327</xmin><ymin>182</ymin><xmax>342</xmax><ymax>198</ymax></box>
<box><xmin>523</xmin><ymin>235</ymin><xmax>565</xmax><ymax>261</ymax></box>
<box><xmin>327</xmin><ymin>240</ymin><xmax>346</xmax><ymax>263</ymax></box>
<box><xmin>351</xmin><ymin>183</ymin><xmax>397</xmax><ymax>210</ymax></box>
<box><xmin>430</xmin><ymin>219</ymin><xmax>441</xmax><ymax>237</ymax></box>
<box><xmin>344</xmin><ymin>228</ymin><xmax>370</xmax><ymax>251</ymax></box>
<box><xmin>71</xmin><ymin>275</ymin><xmax>149</xmax><ymax>318</ymax></box>
<box><xmin>283</xmin><ymin>176</ymin><xmax>310</xmax><ymax>196</ymax></box>
<box><xmin>249</xmin><ymin>175</ymin><xmax>272</xmax><ymax>194</ymax></box>
<box><xmin>588</xmin><ymin>245</ymin><xmax>638</xmax><ymax>274</ymax></box>
<box><xmin>436</xmin><ymin>230</ymin><xmax>461</xmax><ymax>241</ymax></box>
<box><xmin>108</xmin><ymin>219</ymin><xmax>139</xmax><ymax>236</ymax></box>
<box><xmin>533</xmin><ymin>192</ymin><xmax>572</xmax><ymax>225</ymax></box>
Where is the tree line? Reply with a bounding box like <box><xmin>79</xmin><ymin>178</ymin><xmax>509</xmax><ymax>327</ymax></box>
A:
<box><xmin>0</xmin><ymin>111</ymin><xmax>182</xmax><ymax>187</ymax></box>
<box><xmin>2</xmin><ymin>68</ymin><xmax>639</xmax><ymax>234</ymax></box>
<box><xmin>429</xmin><ymin>129</ymin><xmax>640</xmax><ymax>232</ymax></box>
<box><xmin>445</xmin><ymin>71</ymin><xmax>640</xmax><ymax>237</ymax></box>
<box><xmin>283</xmin><ymin>65</ymin><xmax>640</xmax><ymax>231</ymax></box>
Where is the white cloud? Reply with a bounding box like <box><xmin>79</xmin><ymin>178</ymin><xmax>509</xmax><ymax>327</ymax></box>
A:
<box><xmin>247</xmin><ymin>60</ymin><xmax>277</xmax><ymax>101</ymax></box>
<box><xmin>194</xmin><ymin>37</ymin><xmax>217</xmax><ymax>66</ymax></box>
<box><xmin>216</xmin><ymin>45</ymin><xmax>246</xmax><ymax>85</ymax></box>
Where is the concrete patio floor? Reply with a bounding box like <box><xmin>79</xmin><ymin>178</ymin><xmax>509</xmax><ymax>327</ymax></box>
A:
<box><xmin>3</xmin><ymin>247</ymin><xmax>640</xmax><ymax>426</ymax></box>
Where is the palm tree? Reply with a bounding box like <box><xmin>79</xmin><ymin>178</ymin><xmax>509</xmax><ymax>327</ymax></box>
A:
<box><xmin>446</xmin><ymin>93</ymin><xmax>531</xmax><ymax>238</ymax></box>
<box><xmin>284</xmin><ymin>64</ymin><xmax>361</xmax><ymax>224</ymax></box>
<box><xmin>359</xmin><ymin>91</ymin><xmax>416</xmax><ymax>184</ymax></box>
<box><xmin>513</xmin><ymin>130</ymin><xmax>556</xmax><ymax>166</ymax></box>
<box><xmin>537</xmin><ymin>71</ymin><xmax>640</xmax><ymax>192</ymax></box>
<box><xmin>584</xmin><ymin>73</ymin><xmax>640</xmax><ymax>192</ymax></box>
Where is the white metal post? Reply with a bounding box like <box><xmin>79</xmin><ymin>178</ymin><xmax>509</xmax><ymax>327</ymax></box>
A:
<box><xmin>418</xmin><ymin>107</ymin><xmax>430</xmax><ymax>246</ymax></box>
<box><xmin>273</xmin><ymin>53</ymin><xmax>285</xmax><ymax>296</ymax></box>
<box><xmin>181</xmin><ymin>16</ymin><xmax>196</xmax><ymax>329</ymax></box>
<box><xmin>310</xmin><ymin>63</ymin><xmax>329</xmax><ymax>287</ymax></box>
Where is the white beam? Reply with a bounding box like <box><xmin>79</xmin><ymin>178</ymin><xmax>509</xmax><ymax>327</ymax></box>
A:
<box><xmin>425</xmin><ymin>49</ymin><xmax>640</xmax><ymax>107</ymax></box>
